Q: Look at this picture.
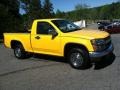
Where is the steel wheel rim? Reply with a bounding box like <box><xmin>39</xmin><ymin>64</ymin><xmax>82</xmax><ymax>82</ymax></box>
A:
<box><xmin>70</xmin><ymin>52</ymin><xmax>83</xmax><ymax>67</ymax></box>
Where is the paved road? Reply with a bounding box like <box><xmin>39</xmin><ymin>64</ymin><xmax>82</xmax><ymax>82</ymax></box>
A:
<box><xmin>0</xmin><ymin>34</ymin><xmax>120</xmax><ymax>90</ymax></box>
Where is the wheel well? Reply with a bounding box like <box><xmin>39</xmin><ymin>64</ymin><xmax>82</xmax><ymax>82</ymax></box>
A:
<box><xmin>11</xmin><ymin>40</ymin><xmax>22</xmax><ymax>49</ymax></box>
<box><xmin>64</xmin><ymin>43</ymin><xmax>88</xmax><ymax>57</ymax></box>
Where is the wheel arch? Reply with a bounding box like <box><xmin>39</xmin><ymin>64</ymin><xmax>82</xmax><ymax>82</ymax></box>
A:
<box><xmin>11</xmin><ymin>40</ymin><xmax>23</xmax><ymax>49</ymax></box>
<box><xmin>64</xmin><ymin>43</ymin><xmax>89</xmax><ymax>57</ymax></box>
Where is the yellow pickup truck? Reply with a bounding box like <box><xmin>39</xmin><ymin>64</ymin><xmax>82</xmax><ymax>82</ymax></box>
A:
<box><xmin>4</xmin><ymin>19</ymin><xmax>114</xmax><ymax>69</ymax></box>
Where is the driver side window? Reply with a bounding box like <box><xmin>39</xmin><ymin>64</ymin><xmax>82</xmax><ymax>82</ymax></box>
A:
<box><xmin>37</xmin><ymin>22</ymin><xmax>56</xmax><ymax>35</ymax></box>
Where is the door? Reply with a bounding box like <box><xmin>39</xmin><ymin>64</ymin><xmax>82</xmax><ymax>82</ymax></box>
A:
<box><xmin>31</xmin><ymin>21</ymin><xmax>61</xmax><ymax>55</ymax></box>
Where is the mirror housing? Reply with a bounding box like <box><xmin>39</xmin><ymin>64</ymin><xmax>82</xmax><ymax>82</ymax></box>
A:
<box><xmin>51</xmin><ymin>30</ymin><xmax>58</xmax><ymax>39</ymax></box>
<box><xmin>48</xmin><ymin>29</ymin><xmax>58</xmax><ymax>39</ymax></box>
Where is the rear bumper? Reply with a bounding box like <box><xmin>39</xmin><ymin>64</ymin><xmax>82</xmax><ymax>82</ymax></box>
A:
<box><xmin>89</xmin><ymin>44</ymin><xmax>114</xmax><ymax>58</ymax></box>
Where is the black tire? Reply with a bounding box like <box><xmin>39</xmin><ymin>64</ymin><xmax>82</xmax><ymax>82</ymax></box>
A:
<box><xmin>68</xmin><ymin>48</ymin><xmax>90</xmax><ymax>69</ymax></box>
<box><xmin>14</xmin><ymin>44</ymin><xmax>27</xmax><ymax>59</ymax></box>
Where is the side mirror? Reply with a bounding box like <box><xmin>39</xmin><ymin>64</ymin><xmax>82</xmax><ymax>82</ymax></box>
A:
<box><xmin>52</xmin><ymin>30</ymin><xmax>58</xmax><ymax>39</ymax></box>
<box><xmin>48</xmin><ymin>29</ymin><xmax>58</xmax><ymax>39</ymax></box>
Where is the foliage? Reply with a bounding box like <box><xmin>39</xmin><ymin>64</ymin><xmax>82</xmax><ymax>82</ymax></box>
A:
<box><xmin>20</xmin><ymin>0</ymin><xmax>43</xmax><ymax>29</ymax></box>
<box><xmin>75</xmin><ymin>3</ymin><xmax>89</xmax><ymax>10</ymax></box>
<box><xmin>0</xmin><ymin>0</ymin><xmax>21</xmax><ymax>38</ymax></box>
<box><xmin>21</xmin><ymin>0</ymin><xmax>54</xmax><ymax>29</ymax></box>
<box><xmin>43</xmin><ymin>0</ymin><xmax>54</xmax><ymax>18</ymax></box>
<box><xmin>55</xmin><ymin>2</ymin><xmax>120</xmax><ymax>21</ymax></box>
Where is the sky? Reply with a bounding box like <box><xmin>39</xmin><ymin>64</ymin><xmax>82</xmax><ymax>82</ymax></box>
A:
<box><xmin>20</xmin><ymin>0</ymin><xmax>118</xmax><ymax>14</ymax></box>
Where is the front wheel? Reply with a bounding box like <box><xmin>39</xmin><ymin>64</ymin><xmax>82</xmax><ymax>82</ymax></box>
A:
<box><xmin>68</xmin><ymin>48</ymin><xmax>90</xmax><ymax>69</ymax></box>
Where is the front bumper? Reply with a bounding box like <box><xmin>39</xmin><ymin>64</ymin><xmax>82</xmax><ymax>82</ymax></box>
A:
<box><xmin>89</xmin><ymin>44</ymin><xmax>114</xmax><ymax>58</ymax></box>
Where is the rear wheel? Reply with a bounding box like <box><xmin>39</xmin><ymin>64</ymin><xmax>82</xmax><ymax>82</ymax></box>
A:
<box><xmin>14</xmin><ymin>44</ymin><xmax>27</xmax><ymax>59</ymax></box>
<box><xmin>68</xmin><ymin>48</ymin><xmax>90</xmax><ymax>69</ymax></box>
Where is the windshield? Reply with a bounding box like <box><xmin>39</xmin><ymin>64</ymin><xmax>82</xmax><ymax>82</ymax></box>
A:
<box><xmin>52</xmin><ymin>20</ymin><xmax>81</xmax><ymax>33</ymax></box>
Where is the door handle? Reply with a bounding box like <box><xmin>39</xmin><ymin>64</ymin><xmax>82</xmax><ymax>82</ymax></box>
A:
<box><xmin>35</xmin><ymin>36</ymin><xmax>40</xmax><ymax>39</ymax></box>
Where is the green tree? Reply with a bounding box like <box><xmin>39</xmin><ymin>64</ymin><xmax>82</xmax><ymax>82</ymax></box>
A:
<box><xmin>55</xmin><ymin>9</ymin><xmax>65</xmax><ymax>18</ymax></box>
<box><xmin>0</xmin><ymin>0</ymin><xmax>21</xmax><ymax>38</ymax></box>
<box><xmin>29</xmin><ymin>0</ymin><xmax>42</xmax><ymax>20</ymax></box>
<box><xmin>43</xmin><ymin>0</ymin><xmax>54</xmax><ymax>18</ymax></box>
<box><xmin>115</xmin><ymin>3</ymin><xmax>120</xmax><ymax>18</ymax></box>
<box><xmin>75</xmin><ymin>3</ymin><xmax>89</xmax><ymax>10</ymax></box>
<box><xmin>20</xmin><ymin>0</ymin><xmax>43</xmax><ymax>29</ymax></box>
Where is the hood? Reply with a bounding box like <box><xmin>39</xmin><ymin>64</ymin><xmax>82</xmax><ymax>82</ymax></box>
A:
<box><xmin>62</xmin><ymin>29</ymin><xmax>109</xmax><ymax>40</ymax></box>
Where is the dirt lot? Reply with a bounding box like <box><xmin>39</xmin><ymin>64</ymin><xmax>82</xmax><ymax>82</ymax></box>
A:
<box><xmin>0</xmin><ymin>33</ymin><xmax>120</xmax><ymax>90</ymax></box>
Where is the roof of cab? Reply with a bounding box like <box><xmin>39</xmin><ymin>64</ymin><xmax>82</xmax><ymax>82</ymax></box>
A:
<box><xmin>34</xmin><ymin>18</ymin><xmax>64</xmax><ymax>22</ymax></box>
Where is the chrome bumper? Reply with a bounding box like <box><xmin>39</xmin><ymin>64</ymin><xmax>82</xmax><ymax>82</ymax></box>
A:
<box><xmin>89</xmin><ymin>44</ymin><xmax>114</xmax><ymax>58</ymax></box>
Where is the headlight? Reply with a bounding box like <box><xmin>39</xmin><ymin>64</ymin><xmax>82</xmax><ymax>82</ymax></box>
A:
<box><xmin>91</xmin><ymin>39</ymin><xmax>105</xmax><ymax>45</ymax></box>
<box><xmin>91</xmin><ymin>39</ymin><xmax>106</xmax><ymax>51</ymax></box>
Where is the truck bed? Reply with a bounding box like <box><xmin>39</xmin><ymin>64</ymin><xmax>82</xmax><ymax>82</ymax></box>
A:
<box><xmin>4</xmin><ymin>33</ymin><xmax>32</xmax><ymax>52</ymax></box>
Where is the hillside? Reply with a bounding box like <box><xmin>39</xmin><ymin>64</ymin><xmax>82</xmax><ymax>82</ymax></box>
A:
<box><xmin>55</xmin><ymin>2</ymin><xmax>120</xmax><ymax>21</ymax></box>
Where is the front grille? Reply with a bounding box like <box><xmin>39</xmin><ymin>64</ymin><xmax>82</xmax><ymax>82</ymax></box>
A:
<box><xmin>105</xmin><ymin>41</ymin><xmax>111</xmax><ymax>49</ymax></box>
